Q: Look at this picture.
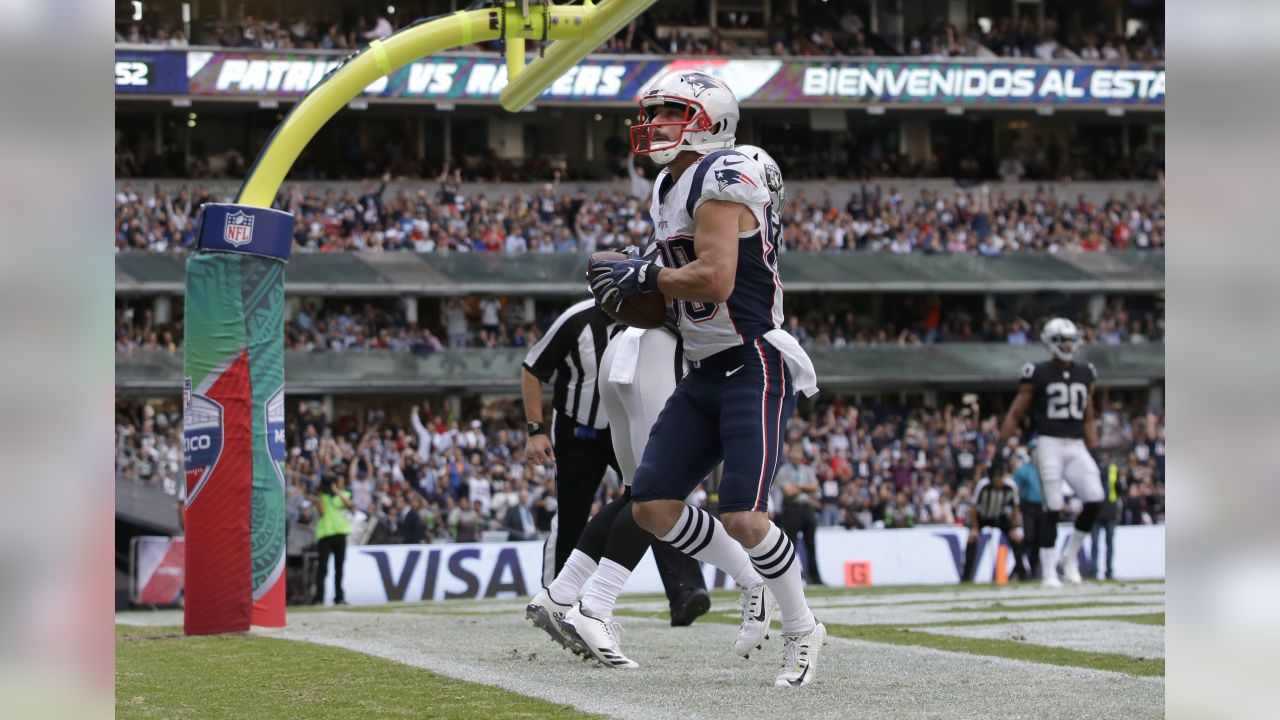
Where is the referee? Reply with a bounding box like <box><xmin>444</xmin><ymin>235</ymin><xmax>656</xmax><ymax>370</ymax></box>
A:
<box><xmin>962</xmin><ymin>469</ymin><xmax>1026</xmax><ymax>582</ymax></box>
<box><xmin>522</xmin><ymin>298</ymin><xmax>620</xmax><ymax>583</ymax></box>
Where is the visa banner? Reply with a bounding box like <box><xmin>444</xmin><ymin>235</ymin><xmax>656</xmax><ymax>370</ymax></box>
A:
<box><xmin>319</xmin><ymin>524</ymin><xmax>1165</xmax><ymax>605</ymax></box>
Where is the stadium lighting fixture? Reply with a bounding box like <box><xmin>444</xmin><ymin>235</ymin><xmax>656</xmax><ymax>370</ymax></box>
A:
<box><xmin>131</xmin><ymin>2</ymin><xmax>142</xmax><ymax>21</ymax></box>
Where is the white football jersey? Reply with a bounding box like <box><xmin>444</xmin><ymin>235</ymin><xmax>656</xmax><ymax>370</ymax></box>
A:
<box><xmin>646</xmin><ymin>149</ymin><xmax>783</xmax><ymax>361</ymax></box>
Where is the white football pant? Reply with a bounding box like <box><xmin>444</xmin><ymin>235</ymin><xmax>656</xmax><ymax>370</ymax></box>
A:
<box><xmin>598</xmin><ymin>327</ymin><xmax>683</xmax><ymax>486</ymax></box>
<box><xmin>1035</xmin><ymin>435</ymin><xmax>1104</xmax><ymax>511</ymax></box>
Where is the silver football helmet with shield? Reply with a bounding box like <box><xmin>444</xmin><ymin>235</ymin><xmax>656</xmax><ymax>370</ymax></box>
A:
<box><xmin>1041</xmin><ymin>317</ymin><xmax>1082</xmax><ymax>361</ymax></box>
<box><xmin>735</xmin><ymin>144</ymin><xmax>787</xmax><ymax>224</ymax></box>
<box><xmin>631</xmin><ymin>71</ymin><xmax>739</xmax><ymax>165</ymax></box>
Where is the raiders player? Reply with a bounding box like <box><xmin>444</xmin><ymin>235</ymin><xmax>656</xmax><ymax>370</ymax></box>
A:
<box><xmin>527</xmin><ymin>145</ymin><xmax>791</xmax><ymax>670</ymax></box>
<box><xmin>994</xmin><ymin>318</ymin><xmax>1104</xmax><ymax>587</ymax></box>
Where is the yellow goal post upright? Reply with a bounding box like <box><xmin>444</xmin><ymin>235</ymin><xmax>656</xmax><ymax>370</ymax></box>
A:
<box><xmin>182</xmin><ymin>0</ymin><xmax>657</xmax><ymax>636</ymax></box>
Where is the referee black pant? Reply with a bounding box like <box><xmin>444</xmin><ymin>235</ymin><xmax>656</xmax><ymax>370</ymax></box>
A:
<box><xmin>962</xmin><ymin>517</ymin><xmax>1027</xmax><ymax>582</ymax></box>
<box><xmin>1020</xmin><ymin>501</ymin><xmax>1046</xmax><ymax>579</ymax></box>
<box><xmin>781</xmin><ymin>502</ymin><xmax>823</xmax><ymax>585</ymax></box>
<box><xmin>548</xmin><ymin>413</ymin><xmax>617</xmax><ymax>578</ymax></box>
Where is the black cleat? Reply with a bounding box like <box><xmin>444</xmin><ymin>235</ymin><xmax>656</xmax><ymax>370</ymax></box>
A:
<box><xmin>670</xmin><ymin>589</ymin><xmax>712</xmax><ymax>627</ymax></box>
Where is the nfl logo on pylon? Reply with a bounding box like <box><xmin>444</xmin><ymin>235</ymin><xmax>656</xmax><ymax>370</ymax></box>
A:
<box><xmin>223</xmin><ymin>210</ymin><xmax>255</xmax><ymax>247</ymax></box>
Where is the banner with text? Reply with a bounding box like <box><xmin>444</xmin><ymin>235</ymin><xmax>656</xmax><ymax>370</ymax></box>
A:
<box><xmin>115</xmin><ymin>49</ymin><xmax>1163</xmax><ymax>109</ymax></box>
<box><xmin>319</xmin><ymin>524</ymin><xmax>1165</xmax><ymax>605</ymax></box>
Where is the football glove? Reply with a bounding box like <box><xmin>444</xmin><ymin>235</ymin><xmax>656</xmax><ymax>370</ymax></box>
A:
<box><xmin>587</xmin><ymin>258</ymin><xmax>661</xmax><ymax>311</ymax></box>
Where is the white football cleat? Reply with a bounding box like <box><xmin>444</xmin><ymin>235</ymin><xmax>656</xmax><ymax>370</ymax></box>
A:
<box><xmin>775</xmin><ymin>621</ymin><xmax>826</xmax><ymax>687</ymax></box>
<box><xmin>1041</xmin><ymin>572</ymin><xmax>1063</xmax><ymax>589</ymax></box>
<box><xmin>735</xmin><ymin>582</ymin><xmax>775</xmax><ymax>658</ymax></box>
<box><xmin>1061</xmin><ymin>557</ymin><xmax>1084</xmax><ymax>584</ymax></box>
<box><xmin>564</xmin><ymin>604</ymin><xmax>638</xmax><ymax>669</ymax></box>
<box><xmin>525</xmin><ymin>588</ymin><xmax>590</xmax><ymax>658</ymax></box>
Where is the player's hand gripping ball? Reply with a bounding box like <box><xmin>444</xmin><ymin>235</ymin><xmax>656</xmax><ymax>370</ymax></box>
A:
<box><xmin>587</xmin><ymin>251</ymin><xmax>667</xmax><ymax>329</ymax></box>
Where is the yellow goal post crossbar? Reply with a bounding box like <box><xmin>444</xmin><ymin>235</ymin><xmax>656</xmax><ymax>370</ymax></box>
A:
<box><xmin>235</xmin><ymin>0</ymin><xmax>657</xmax><ymax>208</ymax></box>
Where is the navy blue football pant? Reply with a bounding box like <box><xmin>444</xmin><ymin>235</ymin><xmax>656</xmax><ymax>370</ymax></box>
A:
<box><xmin>633</xmin><ymin>339</ymin><xmax>797</xmax><ymax>513</ymax></box>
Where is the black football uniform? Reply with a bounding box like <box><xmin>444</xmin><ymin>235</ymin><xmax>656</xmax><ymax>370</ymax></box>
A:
<box><xmin>1021</xmin><ymin>360</ymin><xmax>1097</xmax><ymax>439</ymax></box>
<box><xmin>1020</xmin><ymin>360</ymin><xmax>1104</xmax><ymax>511</ymax></box>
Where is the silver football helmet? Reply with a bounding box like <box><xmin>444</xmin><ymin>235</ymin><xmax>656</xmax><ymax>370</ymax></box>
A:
<box><xmin>1041</xmin><ymin>317</ymin><xmax>1081</xmax><ymax>362</ymax></box>
<box><xmin>735</xmin><ymin>144</ymin><xmax>787</xmax><ymax>222</ymax></box>
<box><xmin>631</xmin><ymin>71</ymin><xmax>739</xmax><ymax>165</ymax></box>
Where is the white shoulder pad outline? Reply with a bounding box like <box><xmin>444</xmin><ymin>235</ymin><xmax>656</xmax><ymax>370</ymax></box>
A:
<box><xmin>687</xmin><ymin>150</ymin><xmax>770</xmax><ymax>220</ymax></box>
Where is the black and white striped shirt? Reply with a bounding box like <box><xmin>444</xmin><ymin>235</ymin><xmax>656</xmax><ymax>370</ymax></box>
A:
<box><xmin>973</xmin><ymin>478</ymin><xmax>1019</xmax><ymax>523</ymax></box>
<box><xmin>523</xmin><ymin>299</ymin><xmax>618</xmax><ymax>430</ymax></box>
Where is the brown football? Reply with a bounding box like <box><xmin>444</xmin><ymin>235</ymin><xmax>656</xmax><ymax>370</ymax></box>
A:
<box><xmin>587</xmin><ymin>251</ymin><xmax>668</xmax><ymax>329</ymax></box>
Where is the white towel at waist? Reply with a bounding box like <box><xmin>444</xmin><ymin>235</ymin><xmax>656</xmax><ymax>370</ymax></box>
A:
<box><xmin>608</xmin><ymin>326</ymin><xmax>647</xmax><ymax>385</ymax></box>
<box><xmin>763</xmin><ymin>329</ymin><xmax>819</xmax><ymax>397</ymax></box>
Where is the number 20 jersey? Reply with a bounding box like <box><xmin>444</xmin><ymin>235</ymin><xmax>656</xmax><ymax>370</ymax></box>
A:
<box><xmin>647</xmin><ymin>149</ymin><xmax>781</xmax><ymax>362</ymax></box>
<box><xmin>1021</xmin><ymin>360</ymin><xmax>1097</xmax><ymax>440</ymax></box>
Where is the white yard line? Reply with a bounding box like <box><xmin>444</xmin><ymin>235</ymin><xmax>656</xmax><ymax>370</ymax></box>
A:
<box><xmin>274</xmin><ymin>609</ymin><xmax>1164</xmax><ymax>720</ymax></box>
<box><xmin>924</xmin><ymin>619</ymin><xmax>1166</xmax><ymax>659</ymax></box>
<box><xmin>811</xmin><ymin>602</ymin><xmax>1164</xmax><ymax>627</ymax></box>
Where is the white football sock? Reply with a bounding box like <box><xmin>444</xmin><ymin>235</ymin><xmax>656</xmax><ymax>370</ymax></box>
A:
<box><xmin>546</xmin><ymin>549</ymin><xmax>596</xmax><ymax>606</ymax></box>
<box><xmin>658</xmin><ymin>506</ymin><xmax>763</xmax><ymax>589</ymax></box>
<box><xmin>1040</xmin><ymin>547</ymin><xmax>1059</xmax><ymax>574</ymax></box>
<box><xmin>748</xmin><ymin>524</ymin><xmax>816</xmax><ymax>636</ymax></box>
<box><xmin>1063</xmin><ymin>531</ymin><xmax>1086</xmax><ymax>564</ymax></box>
<box><xmin>579</xmin><ymin>558</ymin><xmax>631</xmax><ymax>620</ymax></box>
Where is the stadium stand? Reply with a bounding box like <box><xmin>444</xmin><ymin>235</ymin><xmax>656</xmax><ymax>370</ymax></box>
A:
<box><xmin>116</xmin><ymin>393</ymin><xmax>1163</xmax><ymax>546</ymax></box>
<box><xmin>115</xmin><ymin>181</ymin><xmax>1165</xmax><ymax>254</ymax></box>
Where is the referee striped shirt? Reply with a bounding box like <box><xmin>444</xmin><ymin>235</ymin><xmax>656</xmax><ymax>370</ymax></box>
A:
<box><xmin>973</xmin><ymin>478</ymin><xmax>1019</xmax><ymax>523</ymax></box>
<box><xmin>523</xmin><ymin>299</ymin><xmax>618</xmax><ymax>430</ymax></box>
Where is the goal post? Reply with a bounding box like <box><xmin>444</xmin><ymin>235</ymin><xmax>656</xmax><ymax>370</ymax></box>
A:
<box><xmin>182</xmin><ymin>0</ymin><xmax>657</xmax><ymax>635</ymax></box>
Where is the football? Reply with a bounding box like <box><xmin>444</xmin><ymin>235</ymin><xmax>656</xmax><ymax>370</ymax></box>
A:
<box><xmin>587</xmin><ymin>251</ymin><xmax>668</xmax><ymax>329</ymax></box>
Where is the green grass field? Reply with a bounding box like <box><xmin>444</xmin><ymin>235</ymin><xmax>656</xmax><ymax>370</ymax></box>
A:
<box><xmin>116</xmin><ymin>625</ymin><xmax>603</xmax><ymax>720</ymax></box>
<box><xmin>117</xmin><ymin>580</ymin><xmax>1165</xmax><ymax>720</ymax></box>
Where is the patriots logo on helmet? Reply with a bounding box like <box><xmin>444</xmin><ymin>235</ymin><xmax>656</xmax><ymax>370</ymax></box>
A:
<box><xmin>680</xmin><ymin>72</ymin><xmax>724</xmax><ymax>98</ymax></box>
<box><xmin>714</xmin><ymin>168</ymin><xmax>757</xmax><ymax>192</ymax></box>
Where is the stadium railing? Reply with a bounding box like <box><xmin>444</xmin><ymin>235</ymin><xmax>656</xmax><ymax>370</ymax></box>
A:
<box><xmin>116</xmin><ymin>342</ymin><xmax>1164</xmax><ymax>395</ymax></box>
<box><xmin>116</xmin><ymin>250</ymin><xmax>1164</xmax><ymax>296</ymax></box>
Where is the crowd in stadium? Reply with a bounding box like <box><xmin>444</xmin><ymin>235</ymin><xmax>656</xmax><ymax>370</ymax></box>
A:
<box><xmin>116</xmin><ymin>8</ymin><xmax>1162</xmax><ymax>62</ymax></box>
<box><xmin>115</xmin><ymin>393</ymin><xmax>1164</xmax><ymax>545</ymax></box>
<box><xmin>115</xmin><ymin>179</ymin><xmax>1165</xmax><ymax>255</ymax></box>
<box><xmin>116</xmin><ymin>295</ymin><xmax>1163</xmax><ymax>355</ymax></box>
<box><xmin>908</xmin><ymin>17</ymin><xmax>1163</xmax><ymax>61</ymax></box>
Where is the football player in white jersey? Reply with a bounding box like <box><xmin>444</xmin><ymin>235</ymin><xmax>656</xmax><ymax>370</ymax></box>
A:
<box><xmin>589</xmin><ymin>72</ymin><xmax>825</xmax><ymax>687</ymax></box>
<box><xmin>526</xmin><ymin>145</ymin><xmax>789</xmax><ymax>669</ymax></box>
